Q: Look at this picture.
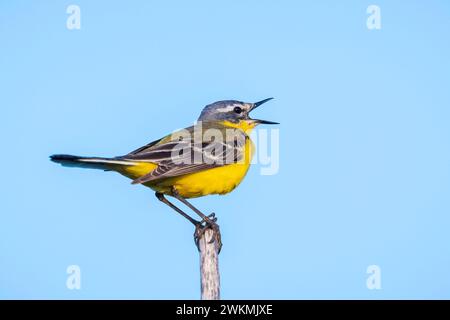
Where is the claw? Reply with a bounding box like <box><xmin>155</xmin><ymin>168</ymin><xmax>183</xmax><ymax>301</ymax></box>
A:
<box><xmin>206</xmin><ymin>223</ymin><xmax>222</xmax><ymax>252</ymax></box>
<box><xmin>193</xmin><ymin>220</ymin><xmax>222</xmax><ymax>253</ymax></box>
<box><xmin>200</xmin><ymin>213</ymin><xmax>217</xmax><ymax>225</ymax></box>
<box><xmin>194</xmin><ymin>223</ymin><xmax>205</xmax><ymax>251</ymax></box>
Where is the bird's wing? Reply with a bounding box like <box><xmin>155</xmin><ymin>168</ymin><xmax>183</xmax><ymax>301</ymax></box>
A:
<box><xmin>120</xmin><ymin>124</ymin><xmax>247</xmax><ymax>185</ymax></box>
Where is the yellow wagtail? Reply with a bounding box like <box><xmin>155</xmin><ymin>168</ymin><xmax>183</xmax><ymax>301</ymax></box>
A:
<box><xmin>51</xmin><ymin>98</ymin><xmax>278</xmax><ymax>250</ymax></box>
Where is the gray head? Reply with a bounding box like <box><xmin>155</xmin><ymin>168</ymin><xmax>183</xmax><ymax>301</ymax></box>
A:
<box><xmin>197</xmin><ymin>98</ymin><xmax>278</xmax><ymax>125</ymax></box>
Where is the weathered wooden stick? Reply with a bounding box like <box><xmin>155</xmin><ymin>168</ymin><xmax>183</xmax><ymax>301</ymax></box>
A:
<box><xmin>199</xmin><ymin>227</ymin><xmax>220</xmax><ymax>300</ymax></box>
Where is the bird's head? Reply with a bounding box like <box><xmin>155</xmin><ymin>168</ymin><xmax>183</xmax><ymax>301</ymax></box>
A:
<box><xmin>197</xmin><ymin>98</ymin><xmax>278</xmax><ymax>131</ymax></box>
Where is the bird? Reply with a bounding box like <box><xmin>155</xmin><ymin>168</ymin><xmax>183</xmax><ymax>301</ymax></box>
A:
<box><xmin>51</xmin><ymin>98</ymin><xmax>278</xmax><ymax>251</ymax></box>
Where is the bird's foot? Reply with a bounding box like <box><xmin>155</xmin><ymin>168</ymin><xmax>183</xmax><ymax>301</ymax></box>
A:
<box><xmin>194</xmin><ymin>215</ymin><xmax>222</xmax><ymax>253</ymax></box>
<box><xmin>201</xmin><ymin>212</ymin><xmax>217</xmax><ymax>224</ymax></box>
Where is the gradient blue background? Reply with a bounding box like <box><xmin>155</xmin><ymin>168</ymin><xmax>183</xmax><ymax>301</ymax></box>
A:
<box><xmin>1</xmin><ymin>1</ymin><xmax>449</xmax><ymax>299</ymax></box>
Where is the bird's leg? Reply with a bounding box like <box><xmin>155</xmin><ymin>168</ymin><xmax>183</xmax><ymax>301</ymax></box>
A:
<box><xmin>155</xmin><ymin>192</ymin><xmax>215</xmax><ymax>251</ymax></box>
<box><xmin>171</xmin><ymin>188</ymin><xmax>217</xmax><ymax>226</ymax></box>
<box><xmin>155</xmin><ymin>192</ymin><xmax>200</xmax><ymax>226</ymax></box>
<box><xmin>171</xmin><ymin>188</ymin><xmax>222</xmax><ymax>252</ymax></box>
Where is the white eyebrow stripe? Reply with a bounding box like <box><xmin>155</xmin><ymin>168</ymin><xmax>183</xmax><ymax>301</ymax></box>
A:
<box><xmin>215</xmin><ymin>105</ymin><xmax>235</xmax><ymax>113</ymax></box>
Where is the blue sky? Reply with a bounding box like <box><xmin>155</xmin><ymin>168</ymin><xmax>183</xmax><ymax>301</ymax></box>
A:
<box><xmin>1</xmin><ymin>1</ymin><xmax>450</xmax><ymax>299</ymax></box>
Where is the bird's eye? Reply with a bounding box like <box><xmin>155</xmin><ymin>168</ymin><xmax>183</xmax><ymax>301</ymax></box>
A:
<box><xmin>233</xmin><ymin>107</ymin><xmax>242</xmax><ymax>114</ymax></box>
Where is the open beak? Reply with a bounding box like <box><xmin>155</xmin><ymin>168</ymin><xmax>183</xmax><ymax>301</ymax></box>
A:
<box><xmin>249</xmin><ymin>97</ymin><xmax>279</xmax><ymax>125</ymax></box>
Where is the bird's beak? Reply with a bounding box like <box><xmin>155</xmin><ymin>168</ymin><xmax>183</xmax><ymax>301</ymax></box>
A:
<box><xmin>249</xmin><ymin>97</ymin><xmax>279</xmax><ymax>125</ymax></box>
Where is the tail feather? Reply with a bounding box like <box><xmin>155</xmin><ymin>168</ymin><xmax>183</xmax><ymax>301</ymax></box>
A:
<box><xmin>50</xmin><ymin>154</ymin><xmax>133</xmax><ymax>170</ymax></box>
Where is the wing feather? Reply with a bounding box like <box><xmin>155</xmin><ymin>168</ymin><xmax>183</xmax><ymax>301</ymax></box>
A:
<box><xmin>122</xmin><ymin>124</ymin><xmax>247</xmax><ymax>185</ymax></box>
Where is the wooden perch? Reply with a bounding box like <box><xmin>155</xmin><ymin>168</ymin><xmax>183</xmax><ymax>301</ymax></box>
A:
<box><xmin>198</xmin><ymin>227</ymin><xmax>220</xmax><ymax>300</ymax></box>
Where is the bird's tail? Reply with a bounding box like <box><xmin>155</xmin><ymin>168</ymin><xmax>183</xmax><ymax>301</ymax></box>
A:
<box><xmin>50</xmin><ymin>154</ymin><xmax>133</xmax><ymax>170</ymax></box>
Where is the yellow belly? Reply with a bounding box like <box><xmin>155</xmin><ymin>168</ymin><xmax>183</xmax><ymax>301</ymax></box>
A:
<box><xmin>147</xmin><ymin>162</ymin><xmax>251</xmax><ymax>198</ymax></box>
